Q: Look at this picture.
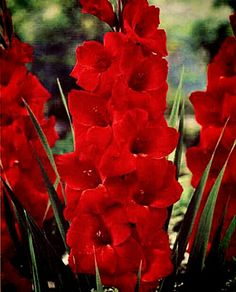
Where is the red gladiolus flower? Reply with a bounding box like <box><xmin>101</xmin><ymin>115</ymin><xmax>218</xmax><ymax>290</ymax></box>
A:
<box><xmin>0</xmin><ymin>37</ymin><xmax>58</xmax><ymax>225</ymax></box>
<box><xmin>99</xmin><ymin>109</ymin><xmax>178</xmax><ymax>177</ymax></box>
<box><xmin>56</xmin><ymin>151</ymin><xmax>101</xmax><ymax>190</ymax></box>
<box><xmin>80</xmin><ymin>0</ymin><xmax>116</xmax><ymax>27</ymax></box>
<box><xmin>59</xmin><ymin>1</ymin><xmax>182</xmax><ymax>289</ymax></box>
<box><xmin>122</xmin><ymin>0</ymin><xmax>167</xmax><ymax>55</ymax></box>
<box><xmin>67</xmin><ymin>186</ymin><xmax>142</xmax><ymax>275</ymax></box>
<box><xmin>187</xmin><ymin>18</ymin><xmax>236</xmax><ymax>260</ymax></box>
<box><xmin>71</xmin><ymin>41</ymin><xmax>113</xmax><ymax>91</ymax></box>
<box><xmin>208</xmin><ymin>37</ymin><xmax>236</xmax><ymax>82</ymax></box>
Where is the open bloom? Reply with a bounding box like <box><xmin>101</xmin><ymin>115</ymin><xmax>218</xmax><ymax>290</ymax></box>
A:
<box><xmin>122</xmin><ymin>0</ymin><xmax>167</xmax><ymax>56</ymax></box>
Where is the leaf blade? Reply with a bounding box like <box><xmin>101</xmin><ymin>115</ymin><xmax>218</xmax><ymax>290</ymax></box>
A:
<box><xmin>220</xmin><ymin>215</ymin><xmax>236</xmax><ymax>253</ymax></box>
<box><xmin>57</xmin><ymin>78</ymin><xmax>75</xmax><ymax>150</ymax></box>
<box><xmin>25</xmin><ymin>210</ymin><xmax>42</xmax><ymax>292</ymax></box>
<box><xmin>187</xmin><ymin>140</ymin><xmax>235</xmax><ymax>273</ymax></box>
<box><xmin>32</xmin><ymin>148</ymin><xmax>68</xmax><ymax>251</ymax></box>
<box><xmin>94</xmin><ymin>247</ymin><xmax>103</xmax><ymax>292</ymax></box>
<box><xmin>168</xmin><ymin>66</ymin><xmax>185</xmax><ymax>129</ymax></box>
<box><xmin>135</xmin><ymin>260</ymin><xmax>142</xmax><ymax>292</ymax></box>
<box><xmin>22</xmin><ymin>99</ymin><xmax>61</xmax><ymax>190</ymax></box>
<box><xmin>173</xmin><ymin>120</ymin><xmax>230</xmax><ymax>267</ymax></box>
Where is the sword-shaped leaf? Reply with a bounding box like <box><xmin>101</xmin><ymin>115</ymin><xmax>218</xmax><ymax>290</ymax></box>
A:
<box><xmin>135</xmin><ymin>260</ymin><xmax>142</xmax><ymax>292</ymax></box>
<box><xmin>57</xmin><ymin>78</ymin><xmax>75</xmax><ymax>150</ymax></box>
<box><xmin>23</xmin><ymin>99</ymin><xmax>61</xmax><ymax>191</ymax></box>
<box><xmin>3</xmin><ymin>189</ymin><xmax>20</xmax><ymax>249</ymax></box>
<box><xmin>25</xmin><ymin>210</ymin><xmax>42</xmax><ymax>292</ymax></box>
<box><xmin>32</xmin><ymin>148</ymin><xmax>69</xmax><ymax>251</ymax></box>
<box><xmin>187</xmin><ymin>141</ymin><xmax>235</xmax><ymax>273</ymax></box>
<box><xmin>94</xmin><ymin>248</ymin><xmax>103</xmax><ymax>292</ymax></box>
<box><xmin>168</xmin><ymin>66</ymin><xmax>185</xmax><ymax>129</ymax></box>
<box><xmin>165</xmin><ymin>99</ymin><xmax>185</xmax><ymax>231</ymax></box>
<box><xmin>220</xmin><ymin>215</ymin><xmax>236</xmax><ymax>255</ymax></box>
<box><xmin>173</xmin><ymin>119</ymin><xmax>229</xmax><ymax>267</ymax></box>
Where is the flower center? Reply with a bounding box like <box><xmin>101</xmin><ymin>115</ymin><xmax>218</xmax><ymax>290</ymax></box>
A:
<box><xmin>95</xmin><ymin>57</ymin><xmax>111</xmax><ymax>72</ymax></box>
<box><xmin>95</xmin><ymin>226</ymin><xmax>112</xmax><ymax>245</ymax></box>
<box><xmin>133</xmin><ymin>189</ymin><xmax>153</xmax><ymax>206</ymax></box>
<box><xmin>128</xmin><ymin>71</ymin><xmax>148</xmax><ymax>92</ymax></box>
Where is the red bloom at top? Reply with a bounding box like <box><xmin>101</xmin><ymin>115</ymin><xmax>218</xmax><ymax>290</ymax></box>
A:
<box><xmin>80</xmin><ymin>0</ymin><xmax>116</xmax><ymax>27</ymax></box>
<box><xmin>122</xmin><ymin>0</ymin><xmax>167</xmax><ymax>55</ymax></box>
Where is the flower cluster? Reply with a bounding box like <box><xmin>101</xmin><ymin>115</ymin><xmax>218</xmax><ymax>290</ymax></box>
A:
<box><xmin>0</xmin><ymin>37</ymin><xmax>58</xmax><ymax>225</ymax></box>
<box><xmin>0</xmin><ymin>36</ymin><xmax>58</xmax><ymax>291</ymax></box>
<box><xmin>186</xmin><ymin>14</ymin><xmax>236</xmax><ymax>259</ymax></box>
<box><xmin>56</xmin><ymin>0</ymin><xmax>182</xmax><ymax>290</ymax></box>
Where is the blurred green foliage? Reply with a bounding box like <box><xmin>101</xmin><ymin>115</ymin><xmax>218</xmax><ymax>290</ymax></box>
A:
<box><xmin>214</xmin><ymin>0</ymin><xmax>236</xmax><ymax>10</ymax></box>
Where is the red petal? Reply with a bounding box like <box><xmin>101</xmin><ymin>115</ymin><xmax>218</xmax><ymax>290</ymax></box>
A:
<box><xmin>56</xmin><ymin>152</ymin><xmax>101</xmax><ymax>189</ymax></box>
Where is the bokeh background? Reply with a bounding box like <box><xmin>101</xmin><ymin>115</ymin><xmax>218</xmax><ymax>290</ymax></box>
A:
<box><xmin>6</xmin><ymin>0</ymin><xmax>236</xmax><ymax>229</ymax></box>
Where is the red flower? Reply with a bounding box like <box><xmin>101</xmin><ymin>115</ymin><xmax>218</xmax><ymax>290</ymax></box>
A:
<box><xmin>122</xmin><ymin>0</ymin><xmax>167</xmax><ymax>55</ymax></box>
<box><xmin>71</xmin><ymin>40</ymin><xmax>114</xmax><ymax>92</ymax></box>
<box><xmin>187</xmin><ymin>24</ymin><xmax>236</xmax><ymax>260</ymax></box>
<box><xmin>111</xmin><ymin>77</ymin><xmax>168</xmax><ymax>122</ymax></box>
<box><xmin>125</xmin><ymin>55</ymin><xmax>168</xmax><ymax>92</ymax></box>
<box><xmin>69</xmin><ymin>90</ymin><xmax>111</xmax><ymax>127</ymax></box>
<box><xmin>80</xmin><ymin>0</ymin><xmax>116</xmax><ymax>27</ymax></box>
<box><xmin>67</xmin><ymin>186</ymin><xmax>143</xmax><ymax>278</ymax></box>
<box><xmin>0</xmin><ymin>37</ymin><xmax>58</xmax><ymax>225</ymax></box>
<box><xmin>99</xmin><ymin>109</ymin><xmax>178</xmax><ymax>177</ymax></box>
<box><xmin>56</xmin><ymin>151</ymin><xmax>101</xmax><ymax>190</ymax></box>
<box><xmin>61</xmin><ymin>1</ymin><xmax>181</xmax><ymax>288</ymax></box>
<box><xmin>208</xmin><ymin>37</ymin><xmax>236</xmax><ymax>83</ymax></box>
<box><xmin>104</xmin><ymin>156</ymin><xmax>182</xmax><ymax>211</ymax></box>
<box><xmin>67</xmin><ymin>185</ymin><xmax>174</xmax><ymax>290</ymax></box>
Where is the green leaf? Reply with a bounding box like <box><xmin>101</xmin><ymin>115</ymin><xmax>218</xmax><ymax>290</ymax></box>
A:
<box><xmin>204</xmin><ymin>196</ymin><xmax>229</xmax><ymax>264</ymax></box>
<box><xmin>25</xmin><ymin>210</ymin><xmax>42</xmax><ymax>292</ymax></box>
<box><xmin>3</xmin><ymin>189</ymin><xmax>20</xmax><ymax>249</ymax></box>
<box><xmin>94</xmin><ymin>248</ymin><xmax>103</xmax><ymax>292</ymax></box>
<box><xmin>173</xmin><ymin>119</ymin><xmax>229</xmax><ymax>267</ymax></box>
<box><xmin>32</xmin><ymin>148</ymin><xmax>69</xmax><ymax>251</ymax></box>
<box><xmin>1</xmin><ymin>177</ymin><xmax>26</xmax><ymax>224</ymax></box>
<box><xmin>22</xmin><ymin>98</ymin><xmax>61</xmax><ymax>191</ymax></box>
<box><xmin>168</xmin><ymin>66</ymin><xmax>185</xmax><ymax>129</ymax></box>
<box><xmin>174</xmin><ymin>98</ymin><xmax>185</xmax><ymax>179</ymax></box>
<box><xmin>187</xmin><ymin>140</ymin><xmax>235</xmax><ymax>273</ymax></box>
<box><xmin>220</xmin><ymin>215</ymin><xmax>236</xmax><ymax>253</ymax></box>
<box><xmin>56</xmin><ymin>78</ymin><xmax>75</xmax><ymax>150</ymax></box>
<box><xmin>165</xmin><ymin>98</ymin><xmax>185</xmax><ymax>231</ymax></box>
<box><xmin>135</xmin><ymin>260</ymin><xmax>142</xmax><ymax>292</ymax></box>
